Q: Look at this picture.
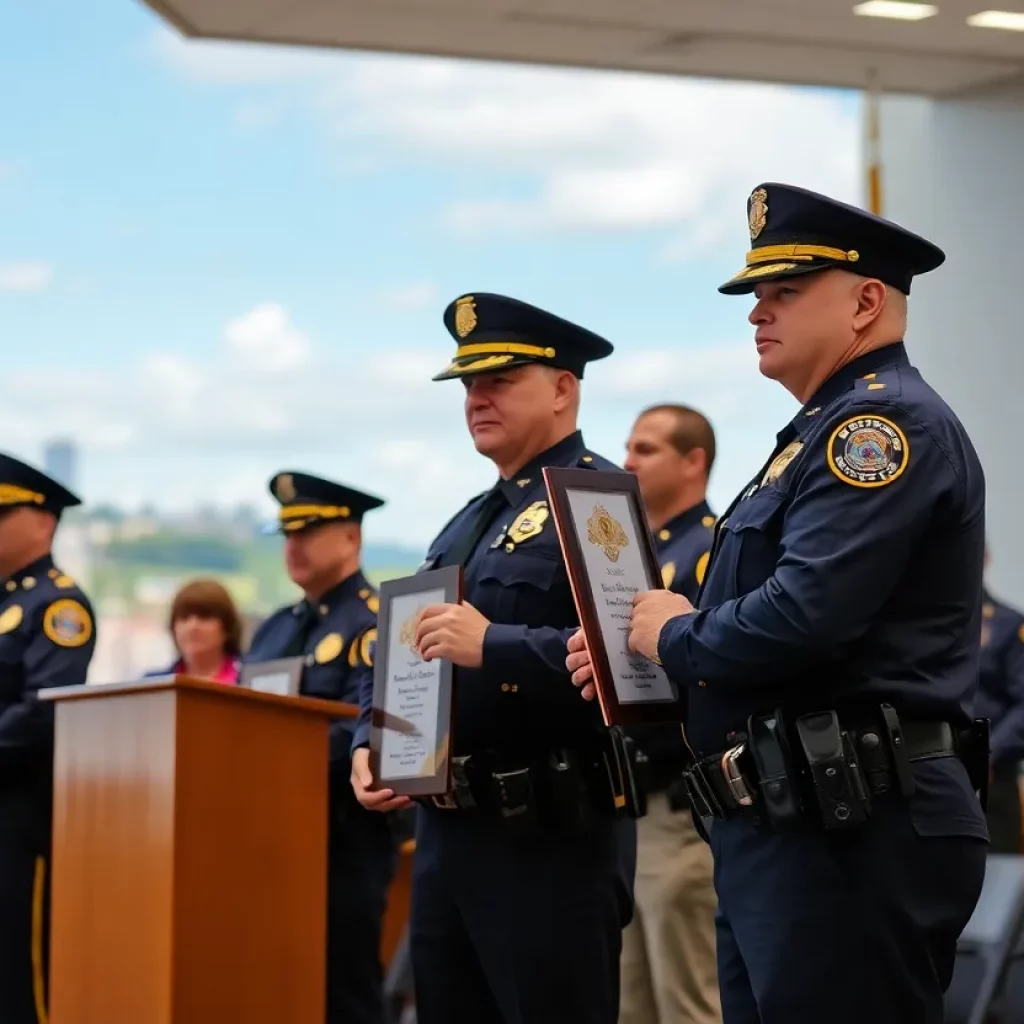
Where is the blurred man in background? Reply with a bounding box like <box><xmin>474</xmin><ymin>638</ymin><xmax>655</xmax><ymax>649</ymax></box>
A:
<box><xmin>244</xmin><ymin>471</ymin><xmax>395</xmax><ymax>1024</ymax></box>
<box><xmin>0</xmin><ymin>453</ymin><xmax>97</xmax><ymax>1024</ymax></box>
<box><xmin>620</xmin><ymin>405</ymin><xmax>721</xmax><ymax>1024</ymax></box>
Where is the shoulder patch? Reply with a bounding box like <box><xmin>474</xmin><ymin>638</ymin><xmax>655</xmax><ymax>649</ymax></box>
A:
<box><xmin>827</xmin><ymin>414</ymin><xmax>909</xmax><ymax>488</ymax></box>
<box><xmin>314</xmin><ymin>632</ymin><xmax>344</xmax><ymax>664</ymax></box>
<box><xmin>695</xmin><ymin>550</ymin><xmax>711</xmax><ymax>586</ymax></box>
<box><xmin>42</xmin><ymin>599</ymin><xmax>93</xmax><ymax>648</ymax></box>
<box><xmin>0</xmin><ymin>604</ymin><xmax>23</xmax><ymax>634</ymax></box>
<box><xmin>661</xmin><ymin>562</ymin><xmax>676</xmax><ymax>589</ymax></box>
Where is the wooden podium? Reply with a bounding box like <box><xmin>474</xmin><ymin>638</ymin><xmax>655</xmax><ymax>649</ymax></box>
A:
<box><xmin>40</xmin><ymin>675</ymin><xmax>355</xmax><ymax>1024</ymax></box>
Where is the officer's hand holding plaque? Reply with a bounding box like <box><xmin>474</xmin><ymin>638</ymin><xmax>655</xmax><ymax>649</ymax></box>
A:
<box><xmin>544</xmin><ymin>467</ymin><xmax>684</xmax><ymax>725</ymax></box>
<box><xmin>368</xmin><ymin>565</ymin><xmax>461</xmax><ymax>797</ymax></box>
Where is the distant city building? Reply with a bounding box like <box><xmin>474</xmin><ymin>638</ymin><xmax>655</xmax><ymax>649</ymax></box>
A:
<box><xmin>43</xmin><ymin>438</ymin><xmax>78</xmax><ymax>492</ymax></box>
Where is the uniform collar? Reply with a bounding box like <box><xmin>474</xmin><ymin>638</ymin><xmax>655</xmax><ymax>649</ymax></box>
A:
<box><xmin>655</xmin><ymin>499</ymin><xmax>713</xmax><ymax>546</ymax></box>
<box><xmin>2</xmin><ymin>552</ymin><xmax>56</xmax><ymax>593</ymax></box>
<box><xmin>305</xmin><ymin>568</ymin><xmax>371</xmax><ymax>617</ymax></box>
<box><xmin>496</xmin><ymin>429</ymin><xmax>587</xmax><ymax>505</ymax></box>
<box><xmin>792</xmin><ymin>341</ymin><xmax>910</xmax><ymax>438</ymax></box>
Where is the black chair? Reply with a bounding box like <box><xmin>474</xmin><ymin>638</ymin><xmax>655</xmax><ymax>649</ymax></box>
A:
<box><xmin>944</xmin><ymin>855</ymin><xmax>1024</xmax><ymax>1024</ymax></box>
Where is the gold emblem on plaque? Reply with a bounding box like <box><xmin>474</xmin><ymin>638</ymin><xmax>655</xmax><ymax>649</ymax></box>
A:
<box><xmin>454</xmin><ymin>296</ymin><xmax>477</xmax><ymax>338</ymax></box>
<box><xmin>400</xmin><ymin>608</ymin><xmax>424</xmax><ymax>658</ymax></box>
<box><xmin>749</xmin><ymin>187</ymin><xmax>768</xmax><ymax>240</ymax></box>
<box><xmin>274</xmin><ymin>474</ymin><xmax>297</xmax><ymax>502</ymax></box>
<box><xmin>508</xmin><ymin>502</ymin><xmax>548</xmax><ymax>545</ymax></box>
<box><xmin>587</xmin><ymin>503</ymin><xmax>629</xmax><ymax>562</ymax></box>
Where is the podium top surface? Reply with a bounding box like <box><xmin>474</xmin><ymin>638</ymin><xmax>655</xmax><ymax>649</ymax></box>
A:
<box><xmin>39</xmin><ymin>674</ymin><xmax>358</xmax><ymax>720</ymax></box>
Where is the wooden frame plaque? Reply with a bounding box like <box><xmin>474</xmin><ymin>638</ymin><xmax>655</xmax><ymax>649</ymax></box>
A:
<box><xmin>369</xmin><ymin>565</ymin><xmax>462</xmax><ymax>797</ymax></box>
<box><xmin>543</xmin><ymin>466</ymin><xmax>684</xmax><ymax>726</ymax></box>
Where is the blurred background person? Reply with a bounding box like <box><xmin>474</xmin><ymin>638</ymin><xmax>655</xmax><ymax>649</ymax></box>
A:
<box><xmin>147</xmin><ymin>578</ymin><xmax>242</xmax><ymax>683</ymax></box>
<box><xmin>620</xmin><ymin>403</ymin><xmax>721</xmax><ymax>1024</ymax></box>
<box><xmin>976</xmin><ymin>549</ymin><xmax>1024</xmax><ymax>853</ymax></box>
<box><xmin>0</xmin><ymin>452</ymin><xmax>97</xmax><ymax>1024</ymax></box>
<box><xmin>245</xmin><ymin>471</ymin><xmax>394</xmax><ymax>1024</ymax></box>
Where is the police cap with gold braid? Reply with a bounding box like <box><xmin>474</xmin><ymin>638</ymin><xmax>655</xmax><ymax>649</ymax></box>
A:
<box><xmin>432</xmin><ymin>292</ymin><xmax>614</xmax><ymax>382</ymax></box>
<box><xmin>268</xmin><ymin>471</ymin><xmax>385</xmax><ymax>534</ymax></box>
<box><xmin>719</xmin><ymin>183</ymin><xmax>945</xmax><ymax>296</ymax></box>
<box><xmin>0</xmin><ymin>451</ymin><xmax>81</xmax><ymax>518</ymax></box>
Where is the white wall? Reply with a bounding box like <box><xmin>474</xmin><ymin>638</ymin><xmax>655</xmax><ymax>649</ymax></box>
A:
<box><xmin>880</xmin><ymin>84</ymin><xmax>1024</xmax><ymax>606</ymax></box>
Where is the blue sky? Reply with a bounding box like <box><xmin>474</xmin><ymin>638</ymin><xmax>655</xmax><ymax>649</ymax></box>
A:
<box><xmin>0</xmin><ymin>0</ymin><xmax>863</xmax><ymax>546</ymax></box>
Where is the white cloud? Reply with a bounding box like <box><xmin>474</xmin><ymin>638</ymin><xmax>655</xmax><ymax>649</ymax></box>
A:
<box><xmin>0</xmin><ymin>261</ymin><xmax>53</xmax><ymax>292</ymax></box>
<box><xmin>152</xmin><ymin>30</ymin><xmax>862</xmax><ymax>248</ymax></box>
<box><xmin>223</xmin><ymin>302</ymin><xmax>312</xmax><ymax>372</ymax></box>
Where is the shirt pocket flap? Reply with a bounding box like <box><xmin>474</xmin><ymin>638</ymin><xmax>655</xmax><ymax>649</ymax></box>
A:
<box><xmin>478</xmin><ymin>552</ymin><xmax>562</xmax><ymax>590</ymax></box>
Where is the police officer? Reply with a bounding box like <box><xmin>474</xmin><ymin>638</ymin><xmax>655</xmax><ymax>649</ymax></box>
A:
<box><xmin>0</xmin><ymin>452</ymin><xmax>96</xmax><ymax>1024</ymax></box>
<box><xmin>621</xmin><ymin>404</ymin><xmax>721</xmax><ymax>1024</ymax></box>
<box><xmin>350</xmin><ymin>293</ymin><xmax>637</xmax><ymax>1024</ymax></box>
<box><xmin>977</xmin><ymin>550</ymin><xmax>1024</xmax><ymax>853</ymax></box>
<box><xmin>244</xmin><ymin>472</ymin><xmax>395</xmax><ymax>1024</ymax></box>
<box><xmin>568</xmin><ymin>184</ymin><xmax>989</xmax><ymax>1024</ymax></box>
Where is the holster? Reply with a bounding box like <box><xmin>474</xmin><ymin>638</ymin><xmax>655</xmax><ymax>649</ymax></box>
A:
<box><xmin>794</xmin><ymin>710</ymin><xmax>871</xmax><ymax>830</ymax></box>
<box><xmin>747</xmin><ymin>711</ymin><xmax>803</xmax><ymax>831</ymax></box>
<box><xmin>958</xmin><ymin>718</ymin><xmax>991</xmax><ymax>811</ymax></box>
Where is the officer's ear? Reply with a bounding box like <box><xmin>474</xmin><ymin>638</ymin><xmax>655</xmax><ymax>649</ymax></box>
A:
<box><xmin>550</xmin><ymin>369</ymin><xmax>579</xmax><ymax>415</ymax></box>
<box><xmin>851</xmin><ymin>278</ymin><xmax>888</xmax><ymax>333</ymax></box>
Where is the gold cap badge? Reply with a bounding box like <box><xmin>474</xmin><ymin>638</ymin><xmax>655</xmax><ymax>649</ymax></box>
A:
<box><xmin>454</xmin><ymin>296</ymin><xmax>477</xmax><ymax>339</ymax></box>
<box><xmin>274</xmin><ymin>474</ymin><xmax>297</xmax><ymax>503</ymax></box>
<box><xmin>749</xmin><ymin>188</ymin><xmax>768</xmax><ymax>241</ymax></box>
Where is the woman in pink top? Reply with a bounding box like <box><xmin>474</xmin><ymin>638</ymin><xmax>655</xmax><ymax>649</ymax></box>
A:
<box><xmin>150</xmin><ymin>578</ymin><xmax>242</xmax><ymax>683</ymax></box>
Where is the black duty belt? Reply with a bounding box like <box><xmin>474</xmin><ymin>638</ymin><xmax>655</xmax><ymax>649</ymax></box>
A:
<box><xmin>422</xmin><ymin>730</ymin><xmax>646</xmax><ymax>832</ymax></box>
<box><xmin>683</xmin><ymin>706</ymin><xmax>963</xmax><ymax>830</ymax></box>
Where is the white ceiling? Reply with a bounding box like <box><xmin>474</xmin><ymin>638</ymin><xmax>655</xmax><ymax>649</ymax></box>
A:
<box><xmin>140</xmin><ymin>0</ymin><xmax>1024</xmax><ymax>96</ymax></box>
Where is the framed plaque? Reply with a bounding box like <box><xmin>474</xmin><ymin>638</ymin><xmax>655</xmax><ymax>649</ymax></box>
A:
<box><xmin>543</xmin><ymin>466</ymin><xmax>684</xmax><ymax>726</ymax></box>
<box><xmin>238</xmin><ymin>656</ymin><xmax>305</xmax><ymax>697</ymax></box>
<box><xmin>369</xmin><ymin>565</ymin><xmax>462</xmax><ymax>797</ymax></box>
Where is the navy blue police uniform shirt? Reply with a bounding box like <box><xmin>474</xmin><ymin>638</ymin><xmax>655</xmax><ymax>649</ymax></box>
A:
<box><xmin>353</xmin><ymin>430</ymin><xmax>617</xmax><ymax>755</ymax></box>
<box><xmin>631</xmin><ymin>502</ymin><xmax>715</xmax><ymax>790</ymax></box>
<box><xmin>0</xmin><ymin>555</ymin><xmax>95</xmax><ymax>780</ymax></box>
<box><xmin>246</xmin><ymin>570</ymin><xmax>377</xmax><ymax>767</ymax></box>
<box><xmin>656</xmin><ymin>500</ymin><xmax>715</xmax><ymax>604</ymax></box>
<box><xmin>976</xmin><ymin>592</ymin><xmax>1024</xmax><ymax>769</ymax></box>
<box><xmin>657</xmin><ymin>343</ymin><xmax>987</xmax><ymax>833</ymax></box>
